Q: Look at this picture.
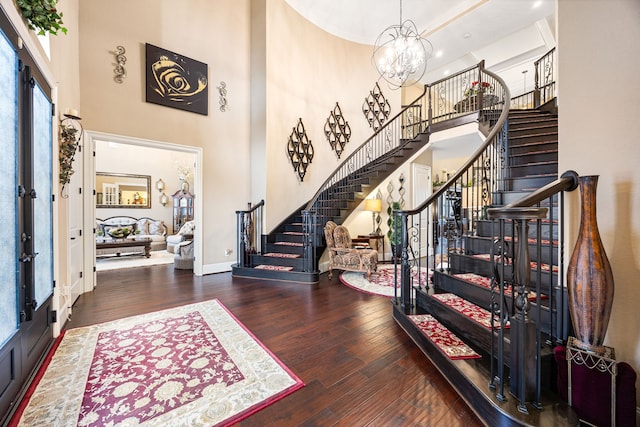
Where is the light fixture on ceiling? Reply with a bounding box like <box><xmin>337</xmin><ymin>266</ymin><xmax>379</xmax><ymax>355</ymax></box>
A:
<box><xmin>372</xmin><ymin>0</ymin><xmax>433</xmax><ymax>89</ymax></box>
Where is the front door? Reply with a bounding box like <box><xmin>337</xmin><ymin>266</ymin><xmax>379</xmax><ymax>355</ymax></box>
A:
<box><xmin>0</xmin><ymin>14</ymin><xmax>55</xmax><ymax>422</ymax></box>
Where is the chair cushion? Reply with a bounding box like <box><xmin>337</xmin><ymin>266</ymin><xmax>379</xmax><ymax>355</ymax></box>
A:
<box><xmin>148</xmin><ymin>220</ymin><xmax>166</xmax><ymax>236</ymax></box>
<box><xmin>333</xmin><ymin>225</ymin><xmax>352</xmax><ymax>249</ymax></box>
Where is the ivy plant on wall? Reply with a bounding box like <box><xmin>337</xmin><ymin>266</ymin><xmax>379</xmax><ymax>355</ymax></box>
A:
<box><xmin>16</xmin><ymin>0</ymin><xmax>67</xmax><ymax>35</ymax></box>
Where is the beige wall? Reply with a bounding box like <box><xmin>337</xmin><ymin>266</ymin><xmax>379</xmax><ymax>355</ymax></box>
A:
<box><xmin>263</xmin><ymin>0</ymin><xmax>401</xmax><ymax>230</ymax></box>
<box><xmin>75</xmin><ymin>0</ymin><xmax>251</xmax><ymax>267</ymax></box>
<box><xmin>558</xmin><ymin>0</ymin><xmax>640</xmax><ymax>406</ymax></box>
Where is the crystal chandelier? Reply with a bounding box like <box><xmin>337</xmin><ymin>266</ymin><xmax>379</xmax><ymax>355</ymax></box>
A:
<box><xmin>372</xmin><ymin>0</ymin><xmax>433</xmax><ymax>88</ymax></box>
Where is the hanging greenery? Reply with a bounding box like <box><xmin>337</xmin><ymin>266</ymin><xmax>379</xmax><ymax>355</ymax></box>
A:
<box><xmin>59</xmin><ymin>123</ymin><xmax>79</xmax><ymax>186</ymax></box>
<box><xmin>16</xmin><ymin>0</ymin><xmax>67</xmax><ymax>35</ymax></box>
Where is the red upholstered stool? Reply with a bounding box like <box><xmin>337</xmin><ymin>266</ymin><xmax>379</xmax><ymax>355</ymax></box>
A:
<box><xmin>554</xmin><ymin>345</ymin><xmax>637</xmax><ymax>427</ymax></box>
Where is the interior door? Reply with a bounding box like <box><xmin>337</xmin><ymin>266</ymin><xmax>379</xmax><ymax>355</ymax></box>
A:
<box><xmin>412</xmin><ymin>163</ymin><xmax>432</xmax><ymax>256</ymax></box>
<box><xmin>68</xmin><ymin>144</ymin><xmax>84</xmax><ymax>305</ymax></box>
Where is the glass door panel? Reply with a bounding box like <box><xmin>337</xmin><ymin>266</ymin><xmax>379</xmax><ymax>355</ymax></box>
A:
<box><xmin>32</xmin><ymin>82</ymin><xmax>53</xmax><ymax>306</ymax></box>
<box><xmin>0</xmin><ymin>29</ymin><xmax>18</xmax><ymax>346</ymax></box>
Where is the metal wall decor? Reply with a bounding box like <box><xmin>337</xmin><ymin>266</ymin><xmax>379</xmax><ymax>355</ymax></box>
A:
<box><xmin>145</xmin><ymin>43</ymin><xmax>208</xmax><ymax>115</ymax></box>
<box><xmin>287</xmin><ymin>118</ymin><xmax>314</xmax><ymax>182</ymax></box>
<box><xmin>324</xmin><ymin>102</ymin><xmax>351</xmax><ymax>159</ymax></box>
<box><xmin>362</xmin><ymin>82</ymin><xmax>391</xmax><ymax>131</ymax></box>
<box><xmin>217</xmin><ymin>81</ymin><xmax>228</xmax><ymax>112</ymax></box>
<box><xmin>113</xmin><ymin>46</ymin><xmax>127</xmax><ymax>83</ymax></box>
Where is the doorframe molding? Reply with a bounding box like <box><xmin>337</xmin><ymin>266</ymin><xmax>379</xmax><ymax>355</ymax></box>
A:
<box><xmin>82</xmin><ymin>131</ymin><xmax>204</xmax><ymax>294</ymax></box>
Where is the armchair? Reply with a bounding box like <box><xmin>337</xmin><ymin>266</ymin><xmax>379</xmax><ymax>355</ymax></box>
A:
<box><xmin>324</xmin><ymin>221</ymin><xmax>378</xmax><ymax>280</ymax></box>
<box><xmin>166</xmin><ymin>220</ymin><xmax>194</xmax><ymax>253</ymax></box>
<box><xmin>174</xmin><ymin>240</ymin><xmax>194</xmax><ymax>270</ymax></box>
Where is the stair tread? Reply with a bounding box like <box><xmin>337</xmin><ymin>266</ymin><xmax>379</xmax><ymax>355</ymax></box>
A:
<box><xmin>407</xmin><ymin>313</ymin><xmax>481</xmax><ymax>359</ymax></box>
<box><xmin>431</xmin><ymin>292</ymin><xmax>508</xmax><ymax>330</ymax></box>
<box><xmin>469</xmin><ymin>253</ymin><xmax>558</xmax><ymax>272</ymax></box>
<box><xmin>448</xmin><ymin>272</ymin><xmax>549</xmax><ymax>300</ymax></box>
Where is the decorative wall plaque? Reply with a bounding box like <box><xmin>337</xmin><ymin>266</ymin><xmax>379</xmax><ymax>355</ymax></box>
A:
<box><xmin>287</xmin><ymin>118</ymin><xmax>314</xmax><ymax>182</ymax></box>
<box><xmin>324</xmin><ymin>102</ymin><xmax>351</xmax><ymax>159</ymax></box>
<box><xmin>362</xmin><ymin>82</ymin><xmax>391</xmax><ymax>131</ymax></box>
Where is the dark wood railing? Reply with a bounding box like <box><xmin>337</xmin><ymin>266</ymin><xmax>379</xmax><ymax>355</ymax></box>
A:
<box><xmin>511</xmin><ymin>47</ymin><xmax>556</xmax><ymax>109</ymax></box>
<box><xmin>485</xmin><ymin>170</ymin><xmax>578</xmax><ymax>410</ymax></box>
<box><xmin>235</xmin><ymin>200</ymin><xmax>264</xmax><ymax>268</ymax></box>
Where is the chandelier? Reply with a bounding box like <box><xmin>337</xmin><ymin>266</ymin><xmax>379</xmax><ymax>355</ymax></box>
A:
<box><xmin>372</xmin><ymin>0</ymin><xmax>433</xmax><ymax>88</ymax></box>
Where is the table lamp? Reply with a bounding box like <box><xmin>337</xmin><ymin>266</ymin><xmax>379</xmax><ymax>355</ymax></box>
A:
<box><xmin>364</xmin><ymin>198</ymin><xmax>383</xmax><ymax>235</ymax></box>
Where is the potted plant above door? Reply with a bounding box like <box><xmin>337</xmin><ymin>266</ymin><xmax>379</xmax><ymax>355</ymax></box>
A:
<box><xmin>16</xmin><ymin>0</ymin><xmax>67</xmax><ymax>35</ymax></box>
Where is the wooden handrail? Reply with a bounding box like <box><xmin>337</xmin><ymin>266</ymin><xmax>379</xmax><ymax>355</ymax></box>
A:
<box><xmin>502</xmin><ymin>170</ymin><xmax>578</xmax><ymax>209</ymax></box>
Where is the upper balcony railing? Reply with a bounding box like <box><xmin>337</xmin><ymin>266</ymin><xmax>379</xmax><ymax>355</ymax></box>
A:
<box><xmin>511</xmin><ymin>47</ymin><xmax>556</xmax><ymax>109</ymax></box>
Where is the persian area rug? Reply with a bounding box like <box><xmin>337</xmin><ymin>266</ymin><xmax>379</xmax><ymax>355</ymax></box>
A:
<box><xmin>431</xmin><ymin>293</ymin><xmax>509</xmax><ymax>330</ymax></box>
<box><xmin>11</xmin><ymin>300</ymin><xmax>304</xmax><ymax>427</ymax></box>
<box><xmin>339</xmin><ymin>264</ymin><xmax>431</xmax><ymax>297</ymax></box>
<box><xmin>408</xmin><ymin>314</ymin><xmax>481</xmax><ymax>360</ymax></box>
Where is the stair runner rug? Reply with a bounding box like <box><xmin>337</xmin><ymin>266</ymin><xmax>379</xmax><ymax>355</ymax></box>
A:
<box><xmin>408</xmin><ymin>314</ymin><xmax>481</xmax><ymax>360</ymax></box>
<box><xmin>431</xmin><ymin>293</ymin><xmax>509</xmax><ymax>330</ymax></box>
<box><xmin>452</xmin><ymin>272</ymin><xmax>547</xmax><ymax>301</ymax></box>
<box><xmin>471</xmin><ymin>253</ymin><xmax>559</xmax><ymax>272</ymax></box>
<box><xmin>9</xmin><ymin>300</ymin><xmax>304</xmax><ymax>427</ymax></box>
<box><xmin>255</xmin><ymin>264</ymin><xmax>294</xmax><ymax>271</ymax></box>
<box><xmin>340</xmin><ymin>264</ymin><xmax>431</xmax><ymax>298</ymax></box>
<box><xmin>264</xmin><ymin>252</ymin><xmax>300</xmax><ymax>258</ymax></box>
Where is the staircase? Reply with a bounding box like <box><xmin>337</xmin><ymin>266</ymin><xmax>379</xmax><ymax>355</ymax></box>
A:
<box><xmin>231</xmin><ymin>132</ymin><xmax>431</xmax><ymax>282</ymax></box>
<box><xmin>393</xmin><ymin>107</ymin><xmax>580</xmax><ymax>425</ymax></box>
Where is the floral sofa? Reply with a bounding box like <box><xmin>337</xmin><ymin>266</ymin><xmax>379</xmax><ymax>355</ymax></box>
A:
<box><xmin>96</xmin><ymin>216</ymin><xmax>168</xmax><ymax>256</ymax></box>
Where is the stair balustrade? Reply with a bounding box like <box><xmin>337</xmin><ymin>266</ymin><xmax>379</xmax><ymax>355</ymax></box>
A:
<box><xmin>235</xmin><ymin>200</ymin><xmax>264</xmax><ymax>268</ymax></box>
<box><xmin>511</xmin><ymin>47</ymin><xmax>556</xmax><ymax>110</ymax></box>
<box><xmin>485</xmin><ymin>171</ymin><xmax>578</xmax><ymax>411</ymax></box>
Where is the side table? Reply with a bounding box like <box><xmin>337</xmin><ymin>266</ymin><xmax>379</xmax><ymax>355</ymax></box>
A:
<box><xmin>358</xmin><ymin>234</ymin><xmax>386</xmax><ymax>262</ymax></box>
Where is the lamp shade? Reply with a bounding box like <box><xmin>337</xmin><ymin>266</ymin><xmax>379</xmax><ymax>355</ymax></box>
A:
<box><xmin>364</xmin><ymin>198</ymin><xmax>382</xmax><ymax>213</ymax></box>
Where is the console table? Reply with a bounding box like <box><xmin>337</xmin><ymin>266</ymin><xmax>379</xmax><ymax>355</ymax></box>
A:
<box><xmin>96</xmin><ymin>238</ymin><xmax>152</xmax><ymax>258</ymax></box>
<box><xmin>357</xmin><ymin>234</ymin><xmax>386</xmax><ymax>262</ymax></box>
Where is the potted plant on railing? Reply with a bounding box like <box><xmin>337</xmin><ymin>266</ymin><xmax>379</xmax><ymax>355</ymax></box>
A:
<box><xmin>459</xmin><ymin>81</ymin><xmax>498</xmax><ymax>111</ymax></box>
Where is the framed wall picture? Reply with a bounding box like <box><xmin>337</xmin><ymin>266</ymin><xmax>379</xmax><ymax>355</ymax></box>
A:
<box><xmin>145</xmin><ymin>43</ymin><xmax>209</xmax><ymax>115</ymax></box>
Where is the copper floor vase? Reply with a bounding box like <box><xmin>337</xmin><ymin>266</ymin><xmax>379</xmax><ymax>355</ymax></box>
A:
<box><xmin>567</xmin><ymin>175</ymin><xmax>615</xmax><ymax>353</ymax></box>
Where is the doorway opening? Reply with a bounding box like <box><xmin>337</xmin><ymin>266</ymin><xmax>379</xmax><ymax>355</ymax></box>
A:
<box><xmin>81</xmin><ymin>131</ymin><xmax>203</xmax><ymax>295</ymax></box>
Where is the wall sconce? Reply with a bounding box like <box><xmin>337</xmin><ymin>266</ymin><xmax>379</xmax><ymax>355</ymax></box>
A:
<box><xmin>159</xmin><ymin>192</ymin><xmax>169</xmax><ymax>206</ymax></box>
<box><xmin>113</xmin><ymin>45</ymin><xmax>127</xmax><ymax>83</ymax></box>
<box><xmin>156</xmin><ymin>178</ymin><xmax>165</xmax><ymax>192</ymax></box>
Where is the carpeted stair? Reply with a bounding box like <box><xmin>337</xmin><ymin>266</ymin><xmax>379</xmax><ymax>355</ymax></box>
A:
<box><xmin>396</xmin><ymin>107</ymin><xmax>575</xmax><ymax>425</ymax></box>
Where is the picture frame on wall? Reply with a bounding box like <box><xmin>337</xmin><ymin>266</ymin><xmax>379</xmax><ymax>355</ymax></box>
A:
<box><xmin>145</xmin><ymin>43</ymin><xmax>209</xmax><ymax>115</ymax></box>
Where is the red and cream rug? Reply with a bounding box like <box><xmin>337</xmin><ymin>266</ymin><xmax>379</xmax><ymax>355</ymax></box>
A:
<box><xmin>408</xmin><ymin>314</ymin><xmax>481</xmax><ymax>360</ymax></box>
<box><xmin>339</xmin><ymin>264</ymin><xmax>431</xmax><ymax>297</ymax></box>
<box><xmin>11</xmin><ymin>300</ymin><xmax>303</xmax><ymax>427</ymax></box>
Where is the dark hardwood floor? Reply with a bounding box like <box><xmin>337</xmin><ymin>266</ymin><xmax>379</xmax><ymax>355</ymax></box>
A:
<box><xmin>67</xmin><ymin>265</ymin><xmax>484</xmax><ymax>427</ymax></box>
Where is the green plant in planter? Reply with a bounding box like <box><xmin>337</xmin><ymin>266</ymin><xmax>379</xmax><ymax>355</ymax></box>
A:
<box><xmin>16</xmin><ymin>0</ymin><xmax>67</xmax><ymax>35</ymax></box>
<box><xmin>59</xmin><ymin>123</ymin><xmax>78</xmax><ymax>186</ymax></box>
<box><xmin>387</xmin><ymin>202</ymin><xmax>403</xmax><ymax>260</ymax></box>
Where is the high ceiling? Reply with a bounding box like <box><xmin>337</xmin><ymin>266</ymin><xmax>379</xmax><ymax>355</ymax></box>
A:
<box><xmin>285</xmin><ymin>0</ymin><xmax>556</xmax><ymax>96</ymax></box>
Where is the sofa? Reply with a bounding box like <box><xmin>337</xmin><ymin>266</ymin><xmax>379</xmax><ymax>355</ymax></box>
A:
<box><xmin>96</xmin><ymin>216</ymin><xmax>168</xmax><ymax>256</ymax></box>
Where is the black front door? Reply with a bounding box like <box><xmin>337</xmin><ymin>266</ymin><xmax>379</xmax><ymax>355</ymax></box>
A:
<box><xmin>0</xmin><ymin>10</ymin><xmax>55</xmax><ymax>423</ymax></box>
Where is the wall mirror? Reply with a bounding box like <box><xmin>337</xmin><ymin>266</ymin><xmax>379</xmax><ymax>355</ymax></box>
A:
<box><xmin>96</xmin><ymin>172</ymin><xmax>151</xmax><ymax>208</ymax></box>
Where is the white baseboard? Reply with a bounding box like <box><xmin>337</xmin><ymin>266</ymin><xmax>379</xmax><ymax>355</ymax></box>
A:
<box><xmin>201</xmin><ymin>261</ymin><xmax>233</xmax><ymax>275</ymax></box>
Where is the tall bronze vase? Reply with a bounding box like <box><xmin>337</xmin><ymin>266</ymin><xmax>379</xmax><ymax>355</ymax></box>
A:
<box><xmin>567</xmin><ymin>175</ymin><xmax>614</xmax><ymax>353</ymax></box>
